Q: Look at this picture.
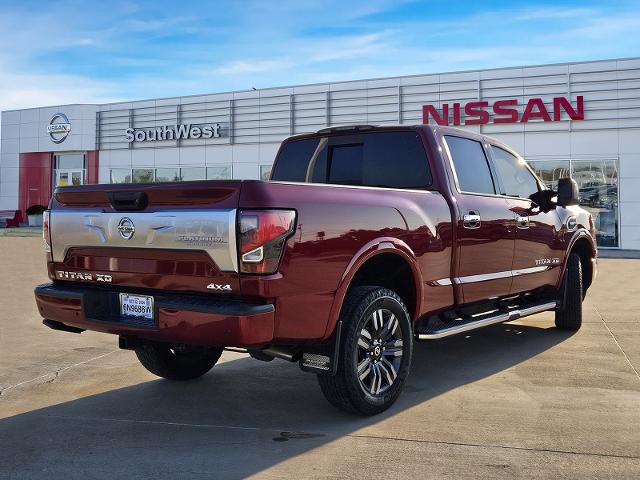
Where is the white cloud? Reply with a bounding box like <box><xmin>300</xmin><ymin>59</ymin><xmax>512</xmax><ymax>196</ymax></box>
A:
<box><xmin>213</xmin><ymin>59</ymin><xmax>293</xmax><ymax>76</ymax></box>
<box><xmin>513</xmin><ymin>7</ymin><xmax>596</xmax><ymax>21</ymax></box>
<box><xmin>309</xmin><ymin>32</ymin><xmax>392</xmax><ymax>62</ymax></box>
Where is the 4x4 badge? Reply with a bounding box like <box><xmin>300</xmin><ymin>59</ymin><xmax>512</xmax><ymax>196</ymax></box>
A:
<box><xmin>207</xmin><ymin>283</ymin><xmax>232</xmax><ymax>291</ymax></box>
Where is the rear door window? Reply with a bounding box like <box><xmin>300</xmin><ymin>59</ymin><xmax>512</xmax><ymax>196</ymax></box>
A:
<box><xmin>362</xmin><ymin>132</ymin><xmax>432</xmax><ymax>188</ymax></box>
<box><xmin>444</xmin><ymin>136</ymin><xmax>496</xmax><ymax>195</ymax></box>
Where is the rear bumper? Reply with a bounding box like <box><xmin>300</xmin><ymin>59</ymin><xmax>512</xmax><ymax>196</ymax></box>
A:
<box><xmin>34</xmin><ymin>283</ymin><xmax>275</xmax><ymax>347</ymax></box>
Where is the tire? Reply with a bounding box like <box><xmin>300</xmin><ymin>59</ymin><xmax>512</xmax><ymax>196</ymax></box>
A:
<box><xmin>555</xmin><ymin>253</ymin><xmax>583</xmax><ymax>331</ymax></box>
<box><xmin>135</xmin><ymin>342</ymin><xmax>223</xmax><ymax>381</ymax></box>
<box><xmin>318</xmin><ymin>286</ymin><xmax>413</xmax><ymax>416</ymax></box>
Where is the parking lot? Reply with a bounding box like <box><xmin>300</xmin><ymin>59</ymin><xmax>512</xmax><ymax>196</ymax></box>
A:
<box><xmin>0</xmin><ymin>236</ymin><xmax>638</xmax><ymax>479</ymax></box>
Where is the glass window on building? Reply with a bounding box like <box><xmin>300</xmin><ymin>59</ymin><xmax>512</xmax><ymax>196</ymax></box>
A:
<box><xmin>110</xmin><ymin>169</ymin><xmax>132</xmax><ymax>184</ymax></box>
<box><xmin>260</xmin><ymin>165</ymin><xmax>272</xmax><ymax>181</ymax></box>
<box><xmin>528</xmin><ymin>159</ymin><xmax>619</xmax><ymax>248</ymax></box>
<box><xmin>132</xmin><ymin>168</ymin><xmax>154</xmax><ymax>183</ymax></box>
<box><xmin>207</xmin><ymin>166</ymin><xmax>232</xmax><ymax>180</ymax></box>
<box><xmin>54</xmin><ymin>153</ymin><xmax>86</xmax><ymax>187</ymax></box>
<box><xmin>572</xmin><ymin>159</ymin><xmax>619</xmax><ymax>248</ymax></box>
<box><xmin>155</xmin><ymin>168</ymin><xmax>180</xmax><ymax>182</ymax></box>
<box><xmin>180</xmin><ymin>167</ymin><xmax>206</xmax><ymax>181</ymax></box>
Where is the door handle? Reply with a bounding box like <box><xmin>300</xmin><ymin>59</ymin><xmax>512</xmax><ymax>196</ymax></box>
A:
<box><xmin>516</xmin><ymin>215</ymin><xmax>530</xmax><ymax>229</ymax></box>
<box><xmin>463</xmin><ymin>211</ymin><xmax>481</xmax><ymax>229</ymax></box>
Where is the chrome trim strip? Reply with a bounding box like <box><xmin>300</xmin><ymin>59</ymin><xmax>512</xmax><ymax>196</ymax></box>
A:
<box><xmin>447</xmin><ymin>265</ymin><xmax>552</xmax><ymax>285</ymax></box>
<box><xmin>50</xmin><ymin>209</ymin><xmax>238</xmax><ymax>272</ymax></box>
<box><xmin>453</xmin><ymin>270</ymin><xmax>513</xmax><ymax>284</ymax></box>
<box><xmin>267</xmin><ymin>180</ymin><xmax>438</xmax><ymax>195</ymax></box>
<box><xmin>511</xmin><ymin>266</ymin><xmax>550</xmax><ymax>277</ymax></box>
<box><xmin>416</xmin><ymin>301</ymin><xmax>557</xmax><ymax>340</ymax></box>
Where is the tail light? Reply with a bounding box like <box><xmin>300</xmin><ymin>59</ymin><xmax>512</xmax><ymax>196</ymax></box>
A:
<box><xmin>43</xmin><ymin>210</ymin><xmax>52</xmax><ymax>261</ymax></box>
<box><xmin>239</xmin><ymin>210</ymin><xmax>296</xmax><ymax>274</ymax></box>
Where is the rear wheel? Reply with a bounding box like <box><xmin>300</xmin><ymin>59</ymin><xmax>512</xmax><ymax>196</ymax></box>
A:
<box><xmin>318</xmin><ymin>286</ymin><xmax>413</xmax><ymax>416</ymax></box>
<box><xmin>555</xmin><ymin>253</ymin><xmax>583</xmax><ymax>331</ymax></box>
<box><xmin>135</xmin><ymin>342</ymin><xmax>223</xmax><ymax>380</ymax></box>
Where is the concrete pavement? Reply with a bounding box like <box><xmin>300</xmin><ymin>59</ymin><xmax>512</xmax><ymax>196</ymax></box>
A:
<box><xmin>0</xmin><ymin>237</ymin><xmax>638</xmax><ymax>479</ymax></box>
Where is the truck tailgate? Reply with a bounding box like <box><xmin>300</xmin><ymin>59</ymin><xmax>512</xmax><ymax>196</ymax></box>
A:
<box><xmin>49</xmin><ymin>181</ymin><xmax>242</xmax><ymax>294</ymax></box>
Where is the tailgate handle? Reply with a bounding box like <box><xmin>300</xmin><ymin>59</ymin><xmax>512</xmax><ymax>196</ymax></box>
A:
<box><xmin>108</xmin><ymin>191</ymin><xmax>148</xmax><ymax>211</ymax></box>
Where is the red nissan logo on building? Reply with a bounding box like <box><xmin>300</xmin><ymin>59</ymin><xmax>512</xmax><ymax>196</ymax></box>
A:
<box><xmin>422</xmin><ymin>96</ymin><xmax>584</xmax><ymax>126</ymax></box>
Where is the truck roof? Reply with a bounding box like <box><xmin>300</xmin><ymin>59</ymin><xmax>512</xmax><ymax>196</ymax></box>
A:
<box><xmin>284</xmin><ymin>124</ymin><xmax>516</xmax><ymax>157</ymax></box>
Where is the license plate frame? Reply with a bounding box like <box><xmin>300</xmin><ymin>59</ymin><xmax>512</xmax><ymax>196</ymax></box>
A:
<box><xmin>119</xmin><ymin>293</ymin><xmax>155</xmax><ymax>322</ymax></box>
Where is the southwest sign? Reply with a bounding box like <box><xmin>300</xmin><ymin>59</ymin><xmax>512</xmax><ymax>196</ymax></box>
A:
<box><xmin>125</xmin><ymin>123</ymin><xmax>223</xmax><ymax>142</ymax></box>
<box><xmin>422</xmin><ymin>96</ymin><xmax>584</xmax><ymax>126</ymax></box>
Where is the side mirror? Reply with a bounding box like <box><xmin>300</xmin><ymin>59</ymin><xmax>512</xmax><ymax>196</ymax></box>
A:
<box><xmin>529</xmin><ymin>189</ymin><xmax>555</xmax><ymax>213</ymax></box>
<box><xmin>557</xmin><ymin>178</ymin><xmax>579</xmax><ymax>207</ymax></box>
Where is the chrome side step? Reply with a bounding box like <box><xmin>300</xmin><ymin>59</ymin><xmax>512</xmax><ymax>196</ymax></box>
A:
<box><xmin>416</xmin><ymin>301</ymin><xmax>558</xmax><ymax>340</ymax></box>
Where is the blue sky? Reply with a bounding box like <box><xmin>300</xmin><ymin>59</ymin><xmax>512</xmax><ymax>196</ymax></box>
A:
<box><xmin>0</xmin><ymin>0</ymin><xmax>639</xmax><ymax>112</ymax></box>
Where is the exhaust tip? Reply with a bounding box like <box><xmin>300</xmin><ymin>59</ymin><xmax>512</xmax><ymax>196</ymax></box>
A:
<box><xmin>42</xmin><ymin>319</ymin><xmax>84</xmax><ymax>334</ymax></box>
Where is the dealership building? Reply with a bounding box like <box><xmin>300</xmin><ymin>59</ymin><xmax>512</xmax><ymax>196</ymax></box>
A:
<box><xmin>1</xmin><ymin>57</ymin><xmax>638</xmax><ymax>249</ymax></box>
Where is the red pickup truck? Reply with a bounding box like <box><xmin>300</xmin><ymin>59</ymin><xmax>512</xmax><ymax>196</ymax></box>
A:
<box><xmin>35</xmin><ymin>125</ymin><xmax>597</xmax><ymax>415</ymax></box>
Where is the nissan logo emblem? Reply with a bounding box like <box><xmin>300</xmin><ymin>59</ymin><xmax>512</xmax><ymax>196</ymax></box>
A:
<box><xmin>117</xmin><ymin>217</ymin><xmax>135</xmax><ymax>240</ymax></box>
<box><xmin>47</xmin><ymin>113</ymin><xmax>71</xmax><ymax>144</ymax></box>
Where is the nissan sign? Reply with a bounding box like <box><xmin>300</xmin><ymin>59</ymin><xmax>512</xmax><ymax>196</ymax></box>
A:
<box><xmin>47</xmin><ymin>113</ymin><xmax>71</xmax><ymax>143</ymax></box>
<box><xmin>422</xmin><ymin>96</ymin><xmax>584</xmax><ymax>126</ymax></box>
<box><xmin>125</xmin><ymin>123</ymin><xmax>223</xmax><ymax>142</ymax></box>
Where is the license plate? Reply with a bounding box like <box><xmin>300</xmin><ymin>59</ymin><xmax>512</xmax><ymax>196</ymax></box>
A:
<box><xmin>119</xmin><ymin>293</ymin><xmax>154</xmax><ymax>320</ymax></box>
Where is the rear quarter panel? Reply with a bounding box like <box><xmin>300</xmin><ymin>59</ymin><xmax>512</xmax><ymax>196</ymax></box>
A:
<box><xmin>239</xmin><ymin>181</ymin><xmax>453</xmax><ymax>341</ymax></box>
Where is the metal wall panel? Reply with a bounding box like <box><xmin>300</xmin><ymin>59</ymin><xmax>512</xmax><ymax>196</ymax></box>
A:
<box><xmin>90</xmin><ymin>58</ymin><xmax>640</xmax><ymax>150</ymax></box>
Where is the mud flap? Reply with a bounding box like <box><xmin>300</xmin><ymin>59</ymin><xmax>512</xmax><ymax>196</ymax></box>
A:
<box><xmin>559</xmin><ymin>265</ymin><xmax>569</xmax><ymax>312</ymax></box>
<box><xmin>299</xmin><ymin>320</ymin><xmax>342</xmax><ymax>376</ymax></box>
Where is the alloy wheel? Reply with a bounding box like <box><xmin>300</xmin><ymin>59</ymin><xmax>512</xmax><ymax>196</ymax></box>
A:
<box><xmin>356</xmin><ymin>308</ymin><xmax>404</xmax><ymax>395</ymax></box>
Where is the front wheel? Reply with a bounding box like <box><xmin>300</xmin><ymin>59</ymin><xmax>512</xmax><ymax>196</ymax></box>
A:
<box><xmin>555</xmin><ymin>253</ymin><xmax>583</xmax><ymax>331</ymax></box>
<box><xmin>318</xmin><ymin>286</ymin><xmax>413</xmax><ymax>416</ymax></box>
<box><xmin>135</xmin><ymin>342</ymin><xmax>223</xmax><ymax>380</ymax></box>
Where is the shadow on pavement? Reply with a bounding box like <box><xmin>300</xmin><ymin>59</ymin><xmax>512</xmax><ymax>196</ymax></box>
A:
<box><xmin>0</xmin><ymin>323</ymin><xmax>573</xmax><ymax>479</ymax></box>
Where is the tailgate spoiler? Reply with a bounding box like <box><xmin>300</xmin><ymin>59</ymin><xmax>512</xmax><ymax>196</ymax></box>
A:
<box><xmin>53</xmin><ymin>180</ymin><xmax>242</xmax><ymax>210</ymax></box>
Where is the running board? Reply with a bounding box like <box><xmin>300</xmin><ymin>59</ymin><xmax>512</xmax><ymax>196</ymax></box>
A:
<box><xmin>415</xmin><ymin>301</ymin><xmax>558</xmax><ymax>340</ymax></box>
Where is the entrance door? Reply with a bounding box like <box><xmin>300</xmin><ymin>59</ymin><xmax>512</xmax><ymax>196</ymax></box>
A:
<box><xmin>444</xmin><ymin>135</ymin><xmax>516</xmax><ymax>304</ymax></box>
<box><xmin>54</xmin><ymin>153</ymin><xmax>86</xmax><ymax>188</ymax></box>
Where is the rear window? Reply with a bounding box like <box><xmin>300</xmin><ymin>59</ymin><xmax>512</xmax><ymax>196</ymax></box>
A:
<box><xmin>329</xmin><ymin>144</ymin><xmax>363</xmax><ymax>185</ymax></box>
<box><xmin>270</xmin><ymin>138</ymin><xmax>328</xmax><ymax>183</ymax></box>
<box><xmin>271</xmin><ymin>131</ymin><xmax>432</xmax><ymax>189</ymax></box>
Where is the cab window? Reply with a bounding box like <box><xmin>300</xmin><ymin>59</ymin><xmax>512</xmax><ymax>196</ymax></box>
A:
<box><xmin>444</xmin><ymin>136</ymin><xmax>496</xmax><ymax>194</ymax></box>
<box><xmin>272</xmin><ymin>132</ymin><xmax>432</xmax><ymax>189</ymax></box>
<box><xmin>491</xmin><ymin>146</ymin><xmax>539</xmax><ymax>199</ymax></box>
